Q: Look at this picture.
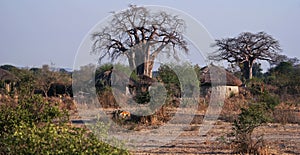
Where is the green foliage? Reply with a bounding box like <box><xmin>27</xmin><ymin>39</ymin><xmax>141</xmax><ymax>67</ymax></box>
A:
<box><xmin>0</xmin><ymin>64</ymin><xmax>72</xmax><ymax>98</ymax></box>
<box><xmin>158</xmin><ymin>64</ymin><xmax>180</xmax><ymax>87</ymax></box>
<box><xmin>96</xmin><ymin>63</ymin><xmax>113</xmax><ymax>75</ymax></box>
<box><xmin>259</xmin><ymin>92</ymin><xmax>280</xmax><ymax>110</ymax></box>
<box><xmin>113</xmin><ymin>63</ymin><xmax>132</xmax><ymax>75</ymax></box>
<box><xmin>252</xmin><ymin>63</ymin><xmax>264</xmax><ymax>78</ymax></box>
<box><xmin>234</xmin><ymin>103</ymin><xmax>270</xmax><ymax>135</ymax></box>
<box><xmin>95</xmin><ymin>63</ymin><xmax>136</xmax><ymax>93</ymax></box>
<box><xmin>134</xmin><ymin>91</ymin><xmax>151</xmax><ymax>104</ymax></box>
<box><xmin>95</xmin><ymin>63</ymin><xmax>113</xmax><ymax>92</ymax></box>
<box><xmin>265</xmin><ymin>61</ymin><xmax>300</xmax><ymax>97</ymax></box>
<box><xmin>148</xmin><ymin>83</ymin><xmax>168</xmax><ymax>110</ymax></box>
<box><xmin>157</xmin><ymin>64</ymin><xmax>180</xmax><ymax>98</ymax></box>
<box><xmin>2</xmin><ymin>122</ymin><xmax>129</xmax><ymax>154</ymax></box>
<box><xmin>247</xmin><ymin>77</ymin><xmax>264</xmax><ymax>95</ymax></box>
<box><xmin>158</xmin><ymin>63</ymin><xmax>199</xmax><ymax>98</ymax></box>
<box><xmin>0</xmin><ymin>95</ymin><xmax>130</xmax><ymax>154</ymax></box>
<box><xmin>11</xmin><ymin>69</ymin><xmax>36</xmax><ymax>97</ymax></box>
<box><xmin>247</xmin><ymin>74</ymin><xmax>280</xmax><ymax>110</ymax></box>
<box><xmin>2</xmin><ymin>122</ymin><xmax>126</xmax><ymax>154</ymax></box>
<box><xmin>232</xmin><ymin>103</ymin><xmax>271</xmax><ymax>154</ymax></box>
<box><xmin>0</xmin><ymin>95</ymin><xmax>63</xmax><ymax>135</ymax></box>
<box><xmin>273</xmin><ymin>61</ymin><xmax>294</xmax><ymax>75</ymax></box>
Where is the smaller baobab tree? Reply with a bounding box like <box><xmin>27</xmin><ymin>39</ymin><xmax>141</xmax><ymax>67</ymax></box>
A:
<box><xmin>209</xmin><ymin>32</ymin><xmax>281</xmax><ymax>80</ymax></box>
<box><xmin>91</xmin><ymin>5</ymin><xmax>188</xmax><ymax>78</ymax></box>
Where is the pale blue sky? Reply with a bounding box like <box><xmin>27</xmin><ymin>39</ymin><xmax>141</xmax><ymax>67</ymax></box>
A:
<box><xmin>1</xmin><ymin>0</ymin><xmax>300</xmax><ymax>69</ymax></box>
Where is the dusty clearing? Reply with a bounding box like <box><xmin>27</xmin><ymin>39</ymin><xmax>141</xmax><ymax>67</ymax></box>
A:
<box><xmin>72</xmin><ymin>107</ymin><xmax>300</xmax><ymax>155</ymax></box>
<box><xmin>132</xmin><ymin>122</ymin><xmax>300</xmax><ymax>155</ymax></box>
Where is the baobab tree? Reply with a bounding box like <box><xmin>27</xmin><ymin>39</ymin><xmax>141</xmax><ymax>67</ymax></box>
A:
<box><xmin>209</xmin><ymin>32</ymin><xmax>281</xmax><ymax>80</ymax></box>
<box><xmin>91</xmin><ymin>5</ymin><xmax>188</xmax><ymax>78</ymax></box>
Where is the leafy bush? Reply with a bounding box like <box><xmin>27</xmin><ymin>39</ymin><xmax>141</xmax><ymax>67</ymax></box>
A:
<box><xmin>134</xmin><ymin>91</ymin><xmax>150</xmax><ymax>104</ymax></box>
<box><xmin>0</xmin><ymin>95</ymin><xmax>130</xmax><ymax>154</ymax></box>
<box><xmin>265</xmin><ymin>61</ymin><xmax>300</xmax><ymax>99</ymax></box>
<box><xmin>232</xmin><ymin>103</ymin><xmax>271</xmax><ymax>154</ymax></box>
<box><xmin>247</xmin><ymin>77</ymin><xmax>265</xmax><ymax>95</ymax></box>
<box><xmin>158</xmin><ymin>64</ymin><xmax>180</xmax><ymax>97</ymax></box>
<box><xmin>0</xmin><ymin>95</ymin><xmax>63</xmax><ymax>135</ymax></box>
<box><xmin>158</xmin><ymin>63</ymin><xmax>199</xmax><ymax>98</ymax></box>
<box><xmin>259</xmin><ymin>92</ymin><xmax>280</xmax><ymax>110</ymax></box>
<box><xmin>3</xmin><ymin>122</ymin><xmax>128</xmax><ymax>154</ymax></box>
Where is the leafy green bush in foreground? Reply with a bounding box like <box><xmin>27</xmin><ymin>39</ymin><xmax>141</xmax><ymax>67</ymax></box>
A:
<box><xmin>0</xmin><ymin>95</ymin><xmax>129</xmax><ymax>154</ymax></box>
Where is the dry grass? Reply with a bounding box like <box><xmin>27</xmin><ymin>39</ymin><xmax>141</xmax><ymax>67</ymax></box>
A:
<box><xmin>273</xmin><ymin>103</ymin><xmax>300</xmax><ymax>124</ymax></box>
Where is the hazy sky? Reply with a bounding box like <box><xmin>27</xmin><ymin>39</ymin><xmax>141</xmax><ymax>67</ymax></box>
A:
<box><xmin>1</xmin><ymin>0</ymin><xmax>300</xmax><ymax>70</ymax></box>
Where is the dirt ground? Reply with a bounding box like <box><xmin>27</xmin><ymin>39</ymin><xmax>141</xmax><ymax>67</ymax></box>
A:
<box><xmin>132</xmin><ymin>122</ymin><xmax>300</xmax><ymax>155</ymax></box>
<box><xmin>72</xmin><ymin>106</ymin><xmax>300</xmax><ymax>155</ymax></box>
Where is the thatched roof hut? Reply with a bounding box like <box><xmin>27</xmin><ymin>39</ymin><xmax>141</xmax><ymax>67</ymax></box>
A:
<box><xmin>200</xmin><ymin>65</ymin><xmax>242</xmax><ymax>87</ymax></box>
<box><xmin>0</xmin><ymin>68</ymin><xmax>18</xmax><ymax>93</ymax></box>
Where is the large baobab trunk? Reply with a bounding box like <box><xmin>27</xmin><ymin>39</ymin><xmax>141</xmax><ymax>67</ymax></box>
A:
<box><xmin>243</xmin><ymin>60</ymin><xmax>254</xmax><ymax>80</ymax></box>
<box><xmin>146</xmin><ymin>61</ymin><xmax>154</xmax><ymax>78</ymax></box>
<box><xmin>127</xmin><ymin>46</ymin><xmax>156</xmax><ymax>103</ymax></box>
<box><xmin>128</xmin><ymin>43</ymin><xmax>154</xmax><ymax>78</ymax></box>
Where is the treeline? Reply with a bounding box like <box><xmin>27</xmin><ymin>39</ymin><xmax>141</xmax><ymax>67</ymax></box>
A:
<box><xmin>232</xmin><ymin>61</ymin><xmax>300</xmax><ymax>101</ymax></box>
<box><xmin>0</xmin><ymin>64</ymin><xmax>72</xmax><ymax>98</ymax></box>
<box><xmin>1</xmin><ymin>59</ymin><xmax>300</xmax><ymax>104</ymax></box>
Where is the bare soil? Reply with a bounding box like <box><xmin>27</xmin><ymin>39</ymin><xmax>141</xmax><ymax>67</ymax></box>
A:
<box><xmin>132</xmin><ymin>122</ymin><xmax>300</xmax><ymax>155</ymax></box>
<box><xmin>71</xmin><ymin>105</ymin><xmax>300</xmax><ymax>155</ymax></box>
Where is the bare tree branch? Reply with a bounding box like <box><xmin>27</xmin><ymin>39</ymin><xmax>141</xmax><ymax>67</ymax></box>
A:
<box><xmin>91</xmin><ymin>5</ymin><xmax>188</xmax><ymax>77</ymax></box>
<box><xmin>209</xmin><ymin>31</ymin><xmax>281</xmax><ymax>80</ymax></box>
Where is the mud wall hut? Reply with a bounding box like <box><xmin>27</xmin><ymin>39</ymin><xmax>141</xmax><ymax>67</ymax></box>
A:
<box><xmin>200</xmin><ymin>65</ymin><xmax>242</xmax><ymax>98</ymax></box>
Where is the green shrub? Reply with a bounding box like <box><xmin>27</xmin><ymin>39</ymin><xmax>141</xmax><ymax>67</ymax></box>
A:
<box><xmin>247</xmin><ymin>78</ymin><xmax>264</xmax><ymax>95</ymax></box>
<box><xmin>0</xmin><ymin>95</ymin><xmax>130</xmax><ymax>154</ymax></box>
<box><xmin>232</xmin><ymin>103</ymin><xmax>271</xmax><ymax>154</ymax></box>
<box><xmin>158</xmin><ymin>64</ymin><xmax>180</xmax><ymax>97</ymax></box>
<box><xmin>1</xmin><ymin>122</ymin><xmax>129</xmax><ymax>154</ymax></box>
<box><xmin>259</xmin><ymin>92</ymin><xmax>280</xmax><ymax>110</ymax></box>
<box><xmin>0</xmin><ymin>95</ymin><xmax>63</xmax><ymax>135</ymax></box>
<box><xmin>134</xmin><ymin>91</ymin><xmax>151</xmax><ymax>104</ymax></box>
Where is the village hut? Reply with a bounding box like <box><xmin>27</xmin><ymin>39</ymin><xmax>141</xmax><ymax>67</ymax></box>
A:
<box><xmin>200</xmin><ymin>65</ymin><xmax>242</xmax><ymax>98</ymax></box>
<box><xmin>0</xmin><ymin>68</ymin><xmax>18</xmax><ymax>93</ymax></box>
